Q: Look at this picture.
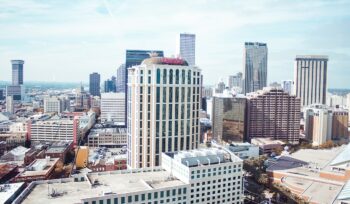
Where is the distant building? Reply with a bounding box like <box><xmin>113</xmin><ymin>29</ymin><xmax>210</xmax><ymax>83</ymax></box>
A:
<box><xmin>243</xmin><ymin>42</ymin><xmax>268</xmax><ymax>94</ymax></box>
<box><xmin>214</xmin><ymin>80</ymin><xmax>226</xmax><ymax>95</ymax></box>
<box><xmin>227</xmin><ymin>142</ymin><xmax>259</xmax><ymax>159</ymax></box>
<box><xmin>212</xmin><ymin>92</ymin><xmax>247</xmax><ymax>144</ymax></box>
<box><xmin>304</xmin><ymin>104</ymin><xmax>349</xmax><ymax>146</ymax></box>
<box><xmin>5</xmin><ymin>96</ymin><xmax>14</xmax><ymax>114</ymax></box>
<box><xmin>116</xmin><ymin>64</ymin><xmax>126</xmax><ymax>93</ymax></box>
<box><xmin>228</xmin><ymin>72</ymin><xmax>243</xmax><ymax>90</ymax></box>
<box><xmin>0</xmin><ymin>88</ymin><xmax>4</xmax><ymax>100</ymax></box>
<box><xmin>293</xmin><ymin>55</ymin><xmax>328</xmax><ymax>107</ymax></box>
<box><xmin>43</xmin><ymin>96</ymin><xmax>65</xmax><ymax>113</ymax></box>
<box><xmin>11</xmin><ymin>60</ymin><xmax>24</xmax><ymax>86</ymax></box>
<box><xmin>89</xmin><ymin>72</ymin><xmax>101</xmax><ymax>97</ymax></box>
<box><xmin>127</xmin><ymin>56</ymin><xmax>201</xmax><ymax>168</ymax></box>
<box><xmin>125</xmin><ymin>50</ymin><xmax>164</xmax><ymax>127</ymax></box>
<box><xmin>281</xmin><ymin>80</ymin><xmax>294</xmax><ymax>95</ymax></box>
<box><xmin>104</xmin><ymin>77</ymin><xmax>116</xmax><ymax>93</ymax></box>
<box><xmin>202</xmin><ymin>87</ymin><xmax>213</xmax><ymax>98</ymax></box>
<box><xmin>176</xmin><ymin>33</ymin><xmax>196</xmax><ymax>66</ymax></box>
<box><xmin>247</xmin><ymin>87</ymin><xmax>300</xmax><ymax>144</ymax></box>
<box><xmin>101</xmin><ymin>93</ymin><xmax>125</xmax><ymax>124</ymax></box>
<box><xmin>251</xmin><ymin>137</ymin><xmax>285</xmax><ymax>154</ymax></box>
<box><xmin>75</xmin><ymin>85</ymin><xmax>91</xmax><ymax>111</ymax></box>
<box><xmin>5</xmin><ymin>85</ymin><xmax>23</xmax><ymax>101</ymax></box>
<box><xmin>347</xmin><ymin>93</ymin><xmax>350</xmax><ymax>110</ymax></box>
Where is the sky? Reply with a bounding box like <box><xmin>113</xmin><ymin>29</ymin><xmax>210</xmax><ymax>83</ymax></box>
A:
<box><xmin>0</xmin><ymin>0</ymin><xmax>350</xmax><ymax>88</ymax></box>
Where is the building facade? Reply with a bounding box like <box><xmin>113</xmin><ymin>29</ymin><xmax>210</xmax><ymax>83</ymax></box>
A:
<box><xmin>11</xmin><ymin>60</ymin><xmax>24</xmax><ymax>86</ymax></box>
<box><xmin>177</xmin><ymin>33</ymin><xmax>196</xmax><ymax>66</ymax></box>
<box><xmin>127</xmin><ymin>57</ymin><xmax>201</xmax><ymax>168</ymax></box>
<box><xmin>89</xmin><ymin>72</ymin><xmax>101</xmax><ymax>97</ymax></box>
<box><xmin>6</xmin><ymin>96</ymin><xmax>14</xmax><ymax>114</ymax></box>
<box><xmin>293</xmin><ymin>55</ymin><xmax>328</xmax><ymax>107</ymax></box>
<box><xmin>282</xmin><ymin>80</ymin><xmax>294</xmax><ymax>95</ymax></box>
<box><xmin>228</xmin><ymin>72</ymin><xmax>243</xmax><ymax>90</ymax></box>
<box><xmin>125</xmin><ymin>50</ymin><xmax>164</xmax><ymax>127</ymax></box>
<box><xmin>101</xmin><ymin>93</ymin><xmax>125</xmax><ymax>124</ymax></box>
<box><xmin>116</xmin><ymin>64</ymin><xmax>126</xmax><ymax>93</ymax></box>
<box><xmin>243</xmin><ymin>42</ymin><xmax>267</xmax><ymax>94</ymax></box>
<box><xmin>212</xmin><ymin>94</ymin><xmax>247</xmax><ymax>144</ymax></box>
<box><xmin>247</xmin><ymin>87</ymin><xmax>300</xmax><ymax>144</ymax></box>
<box><xmin>43</xmin><ymin>96</ymin><xmax>64</xmax><ymax>113</ymax></box>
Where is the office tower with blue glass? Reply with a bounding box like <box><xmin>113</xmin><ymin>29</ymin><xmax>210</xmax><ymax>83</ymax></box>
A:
<box><xmin>243</xmin><ymin>42</ymin><xmax>268</xmax><ymax>94</ymax></box>
<box><xmin>89</xmin><ymin>72</ymin><xmax>101</xmax><ymax>97</ymax></box>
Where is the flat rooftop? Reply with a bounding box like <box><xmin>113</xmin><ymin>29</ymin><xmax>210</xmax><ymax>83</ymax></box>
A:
<box><xmin>21</xmin><ymin>169</ymin><xmax>186</xmax><ymax>204</ymax></box>
<box><xmin>0</xmin><ymin>182</ymin><xmax>25</xmax><ymax>203</ymax></box>
<box><xmin>17</xmin><ymin>158</ymin><xmax>59</xmax><ymax>177</ymax></box>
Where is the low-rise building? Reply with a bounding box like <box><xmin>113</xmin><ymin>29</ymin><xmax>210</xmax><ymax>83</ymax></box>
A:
<box><xmin>0</xmin><ymin>163</ymin><xmax>19</xmax><ymax>183</ymax></box>
<box><xmin>87</xmin><ymin>127</ymin><xmax>127</xmax><ymax>148</ymax></box>
<box><xmin>251</xmin><ymin>137</ymin><xmax>285</xmax><ymax>154</ymax></box>
<box><xmin>227</xmin><ymin>142</ymin><xmax>259</xmax><ymax>159</ymax></box>
<box><xmin>0</xmin><ymin>182</ymin><xmax>25</xmax><ymax>204</ymax></box>
<box><xmin>13</xmin><ymin>157</ymin><xmax>59</xmax><ymax>183</ymax></box>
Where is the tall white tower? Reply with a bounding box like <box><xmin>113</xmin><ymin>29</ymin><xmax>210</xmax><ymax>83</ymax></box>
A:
<box><xmin>127</xmin><ymin>56</ymin><xmax>201</xmax><ymax>168</ymax></box>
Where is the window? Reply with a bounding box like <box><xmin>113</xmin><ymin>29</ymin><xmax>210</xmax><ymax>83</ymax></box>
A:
<box><xmin>169</xmin><ymin>69</ymin><xmax>173</xmax><ymax>84</ymax></box>
<box><xmin>187</xmin><ymin>70</ymin><xmax>191</xmax><ymax>84</ymax></box>
<box><xmin>157</xmin><ymin>69</ymin><xmax>161</xmax><ymax>84</ymax></box>
<box><xmin>182</xmin><ymin>70</ymin><xmax>185</xmax><ymax>84</ymax></box>
<box><xmin>128</xmin><ymin>196</ymin><xmax>132</xmax><ymax>203</ymax></box>
<box><xmin>175</xmin><ymin>69</ymin><xmax>179</xmax><ymax>84</ymax></box>
<box><xmin>163</xmin><ymin>69</ymin><xmax>167</xmax><ymax>84</ymax></box>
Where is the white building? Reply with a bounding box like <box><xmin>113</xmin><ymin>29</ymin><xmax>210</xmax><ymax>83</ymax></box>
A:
<box><xmin>43</xmin><ymin>96</ymin><xmax>64</xmax><ymax>113</ymax></box>
<box><xmin>127</xmin><ymin>56</ymin><xmax>201</xmax><ymax>168</ymax></box>
<box><xmin>293</xmin><ymin>55</ymin><xmax>328</xmax><ymax>107</ymax></box>
<box><xmin>177</xmin><ymin>33</ymin><xmax>196</xmax><ymax>66</ymax></box>
<box><xmin>282</xmin><ymin>80</ymin><xmax>294</xmax><ymax>95</ymax></box>
<box><xmin>6</xmin><ymin>96</ymin><xmax>14</xmax><ymax>113</ymax></box>
<box><xmin>101</xmin><ymin>93</ymin><xmax>125</xmax><ymax>124</ymax></box>
<box><xmin>15</xmin><ymin>148</ymin><xmax>243</xmax><ymax>204</ymax></box>
<box><xmin>28</xmin><ymin>119</ymin><xmax>79</xmax><ymax>144</ymax></box>
<box><xmin>87</xmin><ymin>127</ymin><xmax>127</xmax><ymax>148</ymax></box>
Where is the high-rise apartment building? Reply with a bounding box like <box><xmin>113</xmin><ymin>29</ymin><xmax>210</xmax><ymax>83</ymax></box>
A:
<box><xmin>247</xmin><ymin>87</ymin><xmax>300</xmax><ymax>144</ymax></box>
<box><xmin>304</xmin><ymin>104</ymin><xmax>348</xmax><ymax>146</ymax></box>
<box><xmin>124</xmin><ymin>50</ymin><xmax>164</xmax><ymax>127</ymax></box>
<box><xmin>89</xmin><ymin>72</ymin><xmax>101</xmax><ymax>96</ymax></box>
<box><xmin>176</xmin><ymin>33</ymin><xmax>196</xmax><ymax>66</ymax></box>
<box><xmin>101</xmin><ymin>92</ymin><xmax>125</xmax><ymax>124</ymax></box>
<box><xmin>212</xmin><ymin>92</ymin><xmax>247</xmax><ymax>144</ymax></box>
<box><xmin>11</xmin><ymin>60</ymin><xmax>24</xmax><ymax>85</ymax></box>
<box><xmin>127</xmin><ymin>56</ymin><xmax>201</xmax><ymax>168</ymax></box>
<box><xmin>243</xmin><ymin>42</ymin><xmax>268</xmax><ymax>94</ymax></box>
<box><xmin>293</xmin><ymin>55</ymin><xmax>328</xmax><ymax>107</ymax></box>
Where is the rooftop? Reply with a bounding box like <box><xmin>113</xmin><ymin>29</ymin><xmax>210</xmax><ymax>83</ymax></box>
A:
<box><xmin>16</xmin><ymin>158</ymin><xmax>59</xmax><ymax>178</ymax></box>
<box><xmin>21</xmin><ymin>168</ymin><xmax>186</xmax><ymax>204</ymax></box>
<box><xmin>295</xmin><ymin>55</ymin><xmax>328</xmax><ymax>60</ymax></box>
<box><xmin>0</xmin><ymin>182</ymin><xmax>25</xmax><ymax>203</ymax></box>
<box><xmin>141</xmin><ymin>57</ymin><xmax>189</xmax><ymax>66</ymax></box>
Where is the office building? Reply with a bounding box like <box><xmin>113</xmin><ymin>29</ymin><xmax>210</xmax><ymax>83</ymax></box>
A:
<box><xmin>212</xmin><ymin>92</ymin><xmax>247</xmax><ymax>144</ymax></box>
<box><xmin>116</xmin><ymin>64</ymin><xmax>126</xmax><ymax>93</ymax></box>
<box><xmin>243</xmin><ymin>42</ymin><xmax>268</xmax><ymax>94</ymax></box>
<box><xmin>43</xmin><ymin>96</ymin><xmax>64</xmax><ymax>113</ymax></box>
<box><xmin>87</xmin><ymin>127</ymin><xmax>127</xmax><ymax>148</ymax></box>
<box><xmin>125</xmin><ymin>50</ymin><xmax>164</xmax><ymax>127</ymax></box>
<box><xmin>28</xmin><ymin>119</ymin><xmax>79</xmax><ymax>145</ymax></box>
<box><xmin>304</xmin><ymin>104</ymin><xmax>348</xmax><ymax>146</ymax></box>
<box><xmin>176</xmin><ymin>33</ymin><xmax>196</xmax><ymax>66</ymax></box>
<box><xmin>6</xmin><ymin>96</ymin><xmax>14</xmax><ymax>114</ymax></box>
<box><xmin>75</xmin><ymin>85</ymin><xmax>91</xmax><ymax>111</ymax></box>
<box><xmin>127</xmin><ymin>56</ymin><xmax>201</xmax><ymax>168</ymax></box>
<box><xmin>214</xmin><ymin>80</ymin><xmax>226</xmax><ymax>95</ymax></box>
<box><xmin>347</xmin><ymin>93</ymin><xmax>350</xmax><ymax>110</ymax></box>
<box><xmin>282</xmin><ymin>80</ymin><xmax>294</xmax><ymax>95</ymax></box>
<box><xmin>101</xmin><ymin>92</ymin><xmax>125</xmax><ymax>124</ymax></box>
<box><xmin>5</xmin><ymin>85</ymin><xmax>23</xmax><ymax>101</ymax></box>
<box><xmin>15</xmin><ymin>147</ymin><xmax>243</xmax><ymax>204</ymax></box>
<box><xmin>104</xmin><ymin>77</ymin><xmax>116</xmax><ymax>93</ymax></box>
<box><xmin>89</xmin><ymin>72</ymin><xmax>101</xmax><ymax>96</ymax></box>
<box><xmin>228</xmin><ymin>72</ymin><xmax>243</xmax><ymax>90</ymax></box>
<box><xmin>0</xmin><ymin>89</ymin><xmax>4</xmax><ymax>100</ymax></box>
<box><xmin>11</xmin><ymin>60</ymin><xmax>24</xmax><ymax>85</ymax></box>
<box><xmin>293</xmin><ymin>55</ymin><xmax>328</xmax><ymax>107</ymax></box>
<box><xmin>247</xmin><ymin>87</ymin><xmax>300</xmax><ymax>144</ymax></box>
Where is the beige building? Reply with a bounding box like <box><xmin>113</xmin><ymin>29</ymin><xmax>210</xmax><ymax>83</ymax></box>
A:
<box><xmin>127</xmin><ymin>57</ymin><xmax>201</xmax><ymax>168</ymax></box>
<box><xmin>247</xmin><ymin>87</ymin><xmax>300</xmax><ymax>144</ymax></box>
<box><xmin>304</xmin><ymin>104</ymin><xmax>348</xmax><ymax>146</ymax></box>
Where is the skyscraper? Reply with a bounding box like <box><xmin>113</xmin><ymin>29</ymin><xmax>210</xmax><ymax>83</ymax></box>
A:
<box><xmin>89</xmin><ymin>72</ymin><xmax>100</xmax><ymax>96</ymax></box>
<box><xmin>247</xmin><ymin>87</ymin><xmax>300</xmax><ymax>144</ymax></box>
<box><xmin>293</xmin><ymin>55</ymin><xmax>328</xmax><ymax>107</ymax></box>
<box><xmin>124</xmin><ymin>50</ymin><xmax>164</xmax><ymax>127</ymax></box>
<box><xmin>116</xmin><ymin>64</ymin><xmax>126</xmax><ymax>93</ymax></box>
<box><xmin>127</xmin><ymin>56</ymin><xmax>201</xmax><ymax>168</ymax></box>
<box><xmin>177</xmin><ymin>33</ymin><xmax>196</xmax><ymax>66</ymax></box>
<box><xmin>11</xmin><ymin>60</ymin><xmax>24</xmax><ymax>85</ymax></box>
<box><xmin>212</xmin><ymin>92</ymin><xmax>247</xmax><ymax>144</ymax></box>
<box><xmin>101</xmin><ymin>92</ymin><xmax>125</xmax><ymax>124</ymax></box>
<box><xmin>243</xmin><ymin>42</ymin><xmax>268</xmax><ymax>94</ymax></box>
<box><xmin>228</xmin><ymin>72</ymin><xmax>243</xmax><ymax>90</ymax></box>
<box><xmin>282</xmin><ymin>80</ymin><xmax>294</xmax><ymax>95</ymax></box>
<box><xmin>104</xmin><ymin>77</ymin><xmax>116</xmax><ymax>93</ymax></box>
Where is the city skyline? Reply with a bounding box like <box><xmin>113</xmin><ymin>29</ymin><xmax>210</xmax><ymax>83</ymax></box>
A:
<box><xmin>1</xmin><ymin>0</ymin><xmax>350</xmax><ymax>88</ymax></box>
